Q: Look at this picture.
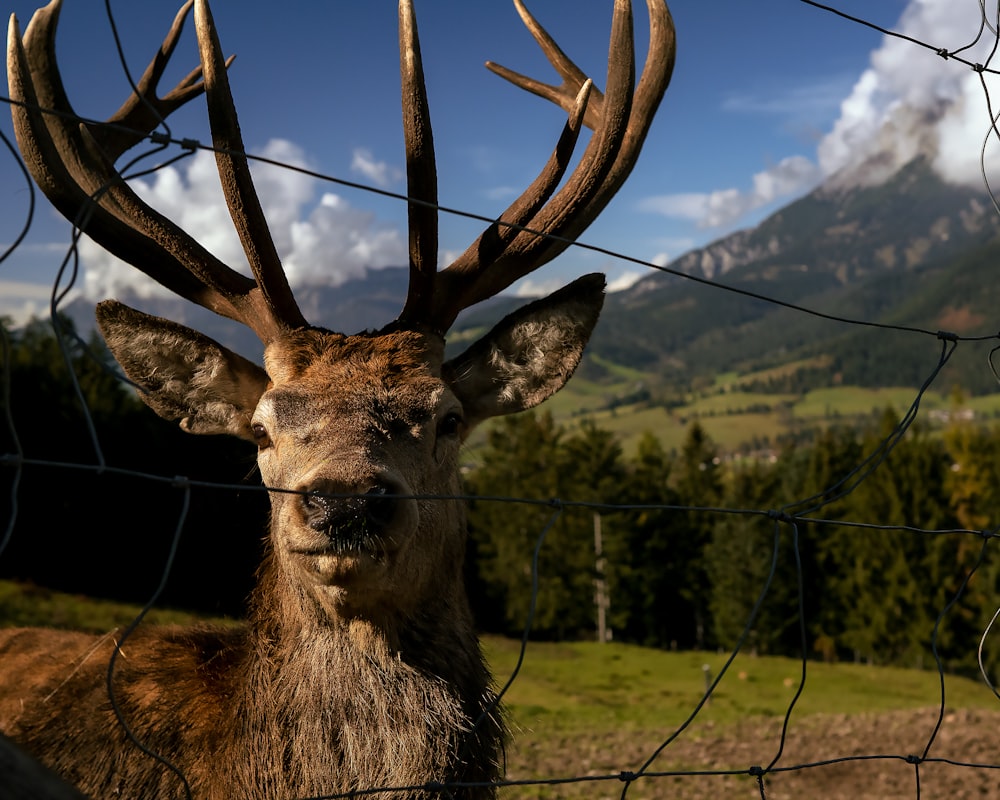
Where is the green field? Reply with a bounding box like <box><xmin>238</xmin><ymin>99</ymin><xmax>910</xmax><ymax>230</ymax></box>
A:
<box><xmin>1</xmin><ymin>580</ymin><xmax>992</xmax><ymax>732</ymax></box>
<box><xmin>510</xmin><ymin>365</ymin><xmax>1000</xmax><ymax>456</ymax></box>
<box><xmin>0</xmin><ymin>580</ymin><xmax>240</xmax><ymax>632</ymax></box>
<box><xmin>3</xmin><ymin>581</ymin><xmax>997</xmax><ymax>797</ymax></box>
<box><xmin>485</xmin><ymin>636</ymin><xmax>993</xmax><ymax>734</ymax></box>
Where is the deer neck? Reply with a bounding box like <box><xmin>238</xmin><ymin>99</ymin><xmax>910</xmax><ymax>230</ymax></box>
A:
<box><xmin>249</xmin><ymin>540</ymin><xmax>478</xmax><ymax>661</ymax></box>
<box><xmin>235</xmin><ymin>536</ymin><xmax>505</xmax><ymax>794</ymax></box>
<box><xmin>228</xmin><ymin>546</ymin><xmax>503</xmax><ymax>796</ymax></box>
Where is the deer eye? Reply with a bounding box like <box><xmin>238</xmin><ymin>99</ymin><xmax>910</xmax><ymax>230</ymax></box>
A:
<box><xmin>437</xmin><ymin>411</ymin><xmax>464</xmax><ymax>439</ymax></box>
<box><xmin>251</xmin><ymin>422</ymin><xmax>271</xmax><ymax>449</ymax></box>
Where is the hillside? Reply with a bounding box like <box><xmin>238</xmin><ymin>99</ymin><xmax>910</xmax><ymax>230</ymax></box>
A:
<box><xmin>590</xmin><ymin>158</ymin><xmax>1000</xmax><ymax>392</ymax></box>
<box><xmin>63</xmin><ymin>156</ymin><xmax>1000</xmax><ymax>409</ymax></box>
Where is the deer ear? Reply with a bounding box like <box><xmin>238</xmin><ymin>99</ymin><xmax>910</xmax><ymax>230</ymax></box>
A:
<box><xmin>96</xmin><ymin>300</ymin><xmax>270</xmax><ymax>441</ymax></box>
<box><xmin>443</xmin><ymin>273</ymin><xmax>604</xmax><ymax>428</ymax></box>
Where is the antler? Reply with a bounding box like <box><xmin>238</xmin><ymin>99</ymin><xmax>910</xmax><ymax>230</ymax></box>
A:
<box><xmin>8</xmin><ymin>0</ymin><xmax>672</xmax><ymax>342</ymax></box>
<box><xmin>6</xmin><ymin>0</ymin><xmax>306</xmax><ymax>343</ymax></box>
<box><xmin>397</xmin><ymin>0</ymin><xmax>676</xmax><ymax>333</ymax></box>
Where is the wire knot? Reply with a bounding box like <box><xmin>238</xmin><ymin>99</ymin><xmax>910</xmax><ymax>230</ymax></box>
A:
<box><xmin>766</xmin><ymin>509</ymin><xmax>793</xmax><ymax>524</ymax></box>
<box><xmin>905</xmin><ymin>754</ymin><xmax>923</xmax><ymax>765</ymax></box>
<box><xmin>936</xmin><ymin>47</ymin><xmax>950</xmax><ymax>59</ymax></box>
<box><xmin>618</xmin><ymin>771</ymin><xmax>637</xmax><ymax>782</ymax></box>
<box><xmin>748</xmin><ymin>765</ymin><xmax>766</xmax><ymax>777</ymax></box>
<box><xmin>936</xmin><ymin>330</ymin><xmax>959</xmax><ymax>342</ymax></box>
<box><xmin>171</xmin><ymin>475</ymin><xmax>191</xmax><ymax>489</ymax></box>
<box><xmin>149</xmin><ymin>131</ymin><xmax>170</xmax><ymax>146</ymax></box>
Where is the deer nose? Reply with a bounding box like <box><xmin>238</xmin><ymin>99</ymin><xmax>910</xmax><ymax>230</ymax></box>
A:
<box><xmin>300</xmin><ymin>480</ymin><xmax>399</xmax><ymax>540</ymax></box>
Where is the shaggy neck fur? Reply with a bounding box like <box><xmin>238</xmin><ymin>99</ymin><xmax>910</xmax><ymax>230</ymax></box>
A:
<box><xmin>220</xmin><ymin>545</ymin><xmax>505</xmax><ymax>799</ymax></box>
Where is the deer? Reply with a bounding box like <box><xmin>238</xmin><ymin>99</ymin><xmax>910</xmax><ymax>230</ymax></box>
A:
<box><xmin>0</xmin><ymin>0</ymin><xmax>674</xmax><ymax>797</ymax></box>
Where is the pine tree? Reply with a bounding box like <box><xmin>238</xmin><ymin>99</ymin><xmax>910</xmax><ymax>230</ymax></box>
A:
<box><xmin>667</xmin><ymin>421</ymin><xmax>722</xmax><ymax>649</ymax></box>
<box><xmin>707</xmin><ymin>461</ymin><xmax>800</xmax><ymax>655</ymax></box>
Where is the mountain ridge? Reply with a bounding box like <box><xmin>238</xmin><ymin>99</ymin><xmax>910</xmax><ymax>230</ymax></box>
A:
<box><xmin>62</xmin><ymin>156</ymin><xmax>1000</xmax><ymax>397</ymax></box>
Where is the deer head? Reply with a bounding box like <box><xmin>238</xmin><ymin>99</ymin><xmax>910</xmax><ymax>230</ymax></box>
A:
<box><xmin>7</xmin><ymin>0</ymin><xmax>675</xmax><ymax>624</ymax></box>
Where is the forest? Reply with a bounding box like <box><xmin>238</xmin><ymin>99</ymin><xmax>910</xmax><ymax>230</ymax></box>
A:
<box><xmin>3</xmin><ymin>317</ymin><xmax>1000</xmax><ymax>677</ymax></box>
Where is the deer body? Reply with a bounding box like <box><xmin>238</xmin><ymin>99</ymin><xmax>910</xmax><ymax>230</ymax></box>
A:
<box><xmin>1</xmin><ymin>600</ymin><xmax>499</xmax><ymax>798</ymax></box>
<box><xmin>1</xmin><ymin>0</ymin><xmax>674</xmax><ymax>795</ymax></box>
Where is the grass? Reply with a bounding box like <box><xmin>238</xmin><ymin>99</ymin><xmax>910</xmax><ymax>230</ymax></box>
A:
<box><xmin>3</xmin><ymin>580</ymin><xmax>987</xmax><ymax>735</ymax></box>
<box><xmin>4</xmin><ymin>581</ymin><xmax>995</xmax><ymax>798</ymax></box>
<box><xmin>561</xmin><ymin>406</ymin><xmax>787</xmax><ymax>456</ymax></box>
<box><xmin>676</xmin><ymin>391</ymin><xmax>797</xmax><ymax>415</ymax></box>
<box><xmin>964</xmin><ymin>394</ymin><xmax>1000</xmax><ymax>416</ymax></box>
<box><xmin>460</xmin><ymin>347</ymin><xmax>1000</xmax><ymax>459</ymax></box>
<box><xmin>712</xmin><ymin>356</ymin><xmax>836</xmax><ymax>390</ymax></box>
<box><xmin>528</xmin><ymin>375</ymin><xmax>1000</xmax><ymax>457</ymax></box>
<box><xmin>483</xmin><ymin>637</ymin><xmax>995</xmax><ymax>737</ymax></box>
<box><xmin>0</xmin><ymin>580</ymin><xmax>234</xmax><ymax>633</ymax></box>
<box><xmin>791</xmin><ymin>387</ymin><xmax>945</xmax><ymax>419</ymax></box>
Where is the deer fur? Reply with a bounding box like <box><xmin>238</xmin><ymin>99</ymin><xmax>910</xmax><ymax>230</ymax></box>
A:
<box><xmin>2</xmin><ymin>0</ymin><xmax>674</xmax><ymax>792</ymax></box>
<box><xmin>0</xmin><ymin>277</ymin><xmax>605</xmax><ymax>799</ymax></box>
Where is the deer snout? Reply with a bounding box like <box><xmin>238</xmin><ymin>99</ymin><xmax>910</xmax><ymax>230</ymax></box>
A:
<box><xmin>298</xmin><ymin>478</ymin><xmax>405</xmax><ymax>554</ymax></box>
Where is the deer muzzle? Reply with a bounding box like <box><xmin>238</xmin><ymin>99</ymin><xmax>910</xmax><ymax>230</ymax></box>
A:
<box><xmin>300</xmin><ymin>480</ymin><xmax>401</xmax><ymax>555</ymax></box>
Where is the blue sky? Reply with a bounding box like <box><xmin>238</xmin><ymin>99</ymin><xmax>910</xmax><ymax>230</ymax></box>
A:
<box><xmin>4</xmin><ymin>0</ymin><xmax>993</xmax><ymax>327</ymax></box>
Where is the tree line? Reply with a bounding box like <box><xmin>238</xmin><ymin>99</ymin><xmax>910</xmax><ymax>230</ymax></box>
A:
<box><xmin>0</xmin><ymin>317</ymin><xmax>266</xmax><ymax>616</ymax></box>
<box><xmin>3</xmin><ymin>318</ymin><xmax>1000</xmax><ymax>676</ymax></box>
<box><xmin>465</xmin><ymin>407</ymin><xmax>1000</xmax><ymax>677</ymax></box>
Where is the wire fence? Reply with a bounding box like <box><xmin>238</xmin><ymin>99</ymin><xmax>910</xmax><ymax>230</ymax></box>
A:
<box><xmin>3</xmin><ymin>1</ymin><xmax>1000</xmax><ymax>798</ymax></box>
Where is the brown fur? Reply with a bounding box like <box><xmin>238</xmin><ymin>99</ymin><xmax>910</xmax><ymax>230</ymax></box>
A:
<box><xmin>0</xmin><ymin>562</ymin><xmax>501</xmax><ymax>798</ymax></box>
<box><xmin>3</xmin><ymin>0</ymin><xmax>671</xmax><ymax>789</ymax></box>
<box><xmin>0</xmin><ymin>278</ymin><xmax>605</xmax><ymax>798</ymax></box>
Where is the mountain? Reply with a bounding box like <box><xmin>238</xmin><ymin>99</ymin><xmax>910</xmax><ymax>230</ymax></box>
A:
<box><xmin>64</xmin><ymin>264</ymin><xmax>511</xmax><ymax>361</ymax></box>
<box><xmin>65</xmin><ymin>266</ymin><xmax>412</xmax><ymax>362</ymax></box>
<box><xmin>586</xmin><ymin>157</ymin><xmax>1000</xmax><ymax>394</ymax></box>
<box><xmin>64</xmin><ymin>155</ymin><xmax>1000</xmax><ymax>396</ymax></box>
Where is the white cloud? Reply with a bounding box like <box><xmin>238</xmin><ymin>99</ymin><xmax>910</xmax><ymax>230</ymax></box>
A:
<box><xmin>817</xmin><ymin>0</ymin><xmax>1000</xmax><ymax>186</ymax></box>
<box><xmin>514</xmin><ymin>277</ymin><xmax>565</xmax><ymax>298</ymax></box>
<box><xmin>513</xmin><ymin>271</ymin><xmax>644</xmax><ymax>297</ymax></box>
<box><xmin>638</xmin><ymin>156</ymin><xmax>821</xmax><ymax>229</ymax></box>
<box><xmin>637</xmin><ymin>192</ymin><xmax>715</xmax><ymax>223</ymax></box>
<box><xmin>350</xmin><ymin>148</ymin><xmax>402</xmax><ymax>188</ymax></box>
<box><xmin>0</xmin><ymin>279</ymin><xmax>80</xmax><ymax>327</ymax></box>
<box><xmin>81</xmin><ymin>139</ymin><xmax>407</xmax><ymax>300</ymax></box>
<box><xmin>438</xmin><ymin>248</ymin><xmax>462</xmax><ymax>268</ymax></box>
<box><xmin>722</xmin><ymin>73</ymin><xmax>857</xmax><ymax>122</ymax></box>
<box><xmin>484</xmin><ymin>185</ymin><xmax>518</xmax><ymax>201</ymax></box>
<box><xmin>606</xmin><ymin>271</ymin><xmax>643</xmax><ymax>292</ymax></box>
<box><xmin>643</xmin><ymin>0</ymin><xmax>1000</xmax><ymax>231</ymax></box>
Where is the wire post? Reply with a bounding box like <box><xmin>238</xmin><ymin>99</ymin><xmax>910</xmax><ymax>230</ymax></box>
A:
<box><xmin>594</xmin><ymin>511</ymin><xmax>610</xmax><ymax>643</ymax></box>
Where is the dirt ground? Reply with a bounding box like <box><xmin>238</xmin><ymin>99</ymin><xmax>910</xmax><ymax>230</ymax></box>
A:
<box><xmin>503</xmin><ymin>707</ymin><xmax>1000</xmax><ymax>799</ymax></box>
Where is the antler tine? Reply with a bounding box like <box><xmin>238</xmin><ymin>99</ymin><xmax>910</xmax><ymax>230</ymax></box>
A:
<box><xmin>397</xmin><ymin>0</ymin><xmax>439</xmax><ymax>326</ymax></box>
<box><xmin>428</xmin><ymin>0</ymin><xmax>676</xmax><ymax>332</ymax></box>
<box><xmin>95</xmin><ymin>0</ymin><xmax>229</xmax><ymax>158</ymax></box>
<box><xmin>8</xmin><ymin>0</ymin><xmax>305</xmax><ymax>342</ymax></box>
<box><xmin>193</xmin><ymin>0</ymin><xmax>306</xmax><ymax>333</ymax></box>
<box><xmin>7</xmin><ymin>3</ymin><xmax>257</xmax><ymax>320</ymax></box>
<box><xmin>485</xmin><ymin>0</ymin><xmax>604</xmax><ymax>131</ymax></box>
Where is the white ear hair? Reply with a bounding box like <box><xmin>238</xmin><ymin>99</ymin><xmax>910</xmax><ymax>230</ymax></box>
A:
<box><xmin>443</xmin><ymin>274</ymin><xmax>605</xmax><ymax>427</ymax></box>
<box><xmin>97</xmin><ymin>300</ymin><xmax>270</xmax><ymax>441</ymax></box>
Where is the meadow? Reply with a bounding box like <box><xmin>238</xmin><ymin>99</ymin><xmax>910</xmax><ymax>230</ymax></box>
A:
<box><xmin>498</xmin><ymin>360</ymin><xmax>1000</xmax><ymax>458</ymax></box>
<box><xmin>3</xmin><ymin>581</ymin><xmax>999</xmax><ymax>798</ymax></box>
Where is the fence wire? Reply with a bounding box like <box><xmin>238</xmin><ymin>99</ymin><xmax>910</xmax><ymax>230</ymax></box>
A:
<box><xmin>3</xmin><ymin>1</ymin><xmax>1000</xmax><ymax>799</ymax></box>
